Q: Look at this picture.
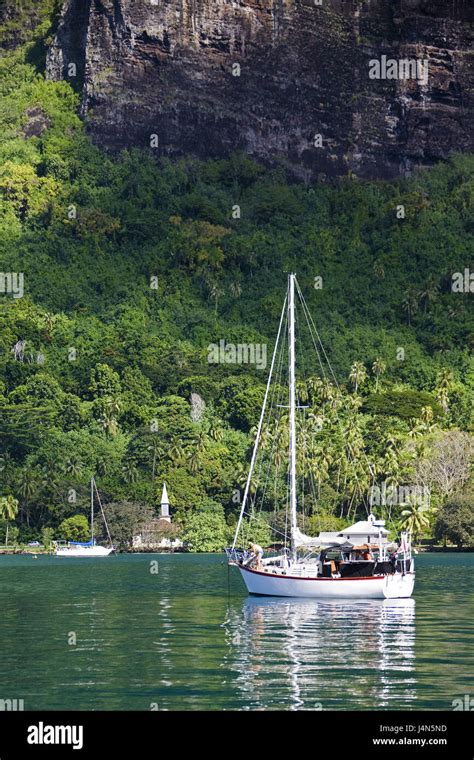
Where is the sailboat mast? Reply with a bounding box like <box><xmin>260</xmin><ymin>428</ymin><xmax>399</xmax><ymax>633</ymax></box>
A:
<box><xmin>90</xmin><ymin>477</ymin><xmax>94</xmax><ymax>545</ymax></box>
<box><xmin>288</xmin><ymin>274</ymin><xmax>298</xmax><ymax>558</ymax></box>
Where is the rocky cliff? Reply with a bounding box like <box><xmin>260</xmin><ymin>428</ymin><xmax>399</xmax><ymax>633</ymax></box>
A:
<box><xmin>45</xmin><ymin>0</ymin><xmax>474</xmax><ymax>180</ymax></box>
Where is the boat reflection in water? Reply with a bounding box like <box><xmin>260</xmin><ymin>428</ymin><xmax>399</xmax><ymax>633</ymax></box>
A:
<box><xmin>223</xmin><ymin>597</ymin><xmax>416</xmax><ymax>710</ymax></box>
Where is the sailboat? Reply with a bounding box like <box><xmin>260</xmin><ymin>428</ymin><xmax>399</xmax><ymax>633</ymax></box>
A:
<box><xmin>226</xmin><ymin>274</ymin><xmax>415</xmax><ymax>599</ymax></box>
<box><xmin>55</xmin><ymin>477</ymin><xmax>114</xmax><ymax>557</ymax></box>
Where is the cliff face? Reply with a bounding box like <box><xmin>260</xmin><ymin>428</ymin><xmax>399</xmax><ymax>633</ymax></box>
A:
<box><xmin>46</xmin><ymin>0</ymin><xmax>474</xmax><ymax>179</ymax></box>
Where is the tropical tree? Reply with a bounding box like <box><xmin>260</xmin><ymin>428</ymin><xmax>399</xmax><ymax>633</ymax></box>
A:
<box><xmin>435</xmin><ymin>369</ymin><xmax>454</xmax><ymax>414</ymax></box>
<box><xmin>16</xmin><ymin>467</ymin><xmax>41</xmax><ymax>525</ymax></box>
<box><xmin>0</xmin><ymin>495</ymin><xmax>19</xmax><ymax>545</ymax></box>
<box><xmin>65</xmin><ymin>456</ymin><xmax>83</xmax><ymax>477</ymax></box>
<box><xmin>418</xmin><ymin>276</ymin><xmax>439</xmax><ymax>314</ymax></box>
<box><xmin>434</xmin><ymin>494</ymin><xmax>473</xmax><ymax>548</ymax></box>
<box><xmin>92</xmin><ymin>395</ymin><xmax>122</xmax><ymax>437</ymax></box>
<box><xmin>147</xmin><ymin>438</ymin><xmax>164</xmax><ymax>482</ymax></box>
<box><xmin>402</xmin><ymin>288</ymin><xmax>419</xmax><ymax>325</ymax></box>
<box><xmin>182</xmin><ymin>510</ymin><xmax>228</xmax><ymax>552</ymax></box>
<box><xmin>399</xmin><ymin>503</ymin><xmax>436</xmax><ymax>541</ymax></box>
<box><xmin>348</xmin><ymin>362</ymin><xmax>367</xmax><ymax>394</ymax></box>
<box><xmin>57</xmin><ymin>515</ymin><xmax>90</xmax><ymax>542</ymax></box>
<box><xmin>169</xmin><ymin>438</ymin><xmax>186</xmax><ymax>464</ymax></box>
<box><xmin>122</xmin><ymin>459</ymin><xmax>139</xmax><ymax>484</ymax></box>
<box><xmin>41</xmin><ymin>526</ymin><xmax>55</xmax><ymax>550</ymax></box>
<box><xmin>230</xmin><ymin>280</ymin><xmax>242</xmax><ymax>298</ymax></box>
<box><xmin>371</xmin><ymin>358</ymin><xmax>386</xmax><ymax>392</ymax></box>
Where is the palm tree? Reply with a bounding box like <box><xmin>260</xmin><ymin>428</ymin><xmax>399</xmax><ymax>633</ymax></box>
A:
<box><xmin>418</xmin><ymin>276</ymin><xmax>439</xmax><ymax>314</ymax></box>
<box><xmin>187</xmin><ymin>448</ymin><xmax>201</xmax><ymax>473</ymax></box>
<box><xmin>65</xmin><ymin>456</ymin><xmax>83</xmax><ymax>477</ymax></box>
<box><xmin>308</xmin><ymin>411</ymin><xmax>325</xmax><ymax>432</ymax></box>
<box><xmin>99</xmin><ymin>398</ymin><xmax>121</xmax><ymax>437</ymax></box>
<box><xmin>307</xmin><ymin>376</ymin><xmax>324</xmax><ymax>404</ymax></box>
<box><xmin>96</xmin><ymin>457</ymin><xmax>110</xmax><ymax>476</ymax></box>
<box><xmin>402</xmin><ymin>288</ymin><xmax>419</xmax><ymax>326</ymax></box>
<box><xmin>420</xmin><ymin>405</ymin><xmax>434</xmax><ymax>426</ymax></box>
<box><xmin>435</xmin><ymin>368</ymin><xmax>454</xmax><ymax>413</ymax></box>
<box><xmin>208</xmin><ymin>422</ymin><xmax>223</xmax><ymax>442</ymax></box>
<box><xmin>408</xmin><ymin>420</ymin><xmax>423</xmax><ymax>440</ymax></box>
<box><xmin>417</xmin><ymin>405</ymin><xmax>436</xmax><ymax>434</ymax></box>
<box><xmin>399</xmin><ymin>503</ymin><xmax>436</xmax><ymax>541</ymax></box>
<box><xmin>373</xmin><ymin>260</ymin><xmax>385</xmax><ymax>280</ymax></box>
<box><xmin>17</xmin><ymin>467</ymin><xmax>40</xmax><ymax>525</ymax></box>
<box><xmin>0</xmin><ymin>495</ymin><xmax>19</xmax><ymax>546</ymax></box>
<box><xmin>122</xmin><ymin>459</ymin><xmax>139</xmax><ymax>484</ymax></box>
<box><xmin>169</xmin><ymin>439</ymin><xmax>185</xmax><ymax>464</ymax></box>
<box><xmin>320</xmin><ymin>379</ymin><xmax>336</xmax><ymax>405</ymax></box>
<box><xmin>348</xmin><ymin>362</ymin><xmax>367</xmax><ymax>394</ymax></box>
<box><xmin>229</xmin><ymin>280</ymin><xmax>242</xmax><ymax>298</ymax></box>
<box><xmin>296</xmin><ymin>380</ymin><xmax>309</xmax><ymax>404</ymax></box>
<box><xmin>186</xmin><ymin>431</ymin><xmax>208</xmax><ymax>474</ymax></box>
<box><xmin>371</xmin><ymin>358</ymin><xmax>386</xmax><ymax>392</ymax></box>
<box><xmin>42</xmin><ymin>311</ymin><xmax>57</xmax><ymax>340</ymax></box>
<box><xmin>0</xmin><ymin>452</ymin><xmax>14</xmax><ymax>481</ymax></box>
<box><xmin>235</xmin><ymin>463</ymin><xmax>259</xmax><ymax>502</ymax></box>
<box><xmin>207</xmin><ymin>279</ymin><xmax>224</xmax><ymax>314</ymax></box>
<box><xmin>147</xmin><ymin>439</ymin><xmax>164</xmax><ymax>482</ymax></box>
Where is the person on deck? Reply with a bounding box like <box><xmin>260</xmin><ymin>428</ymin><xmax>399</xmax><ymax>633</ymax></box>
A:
<box><xmin>248</xmin><ymin>542</ymin><xmax>264</xmax><ymax>570</ymax></box>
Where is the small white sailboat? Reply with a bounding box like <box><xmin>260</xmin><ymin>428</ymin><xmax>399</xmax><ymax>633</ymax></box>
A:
<box><xmin>55</xmin><ymin>478</ymin><xmax>114</xmax><ymax>557</ymax></box>
<box><xmin>226</xmin><ymin>274</ymin><xmax>415</xmax><ymax>599</ymax></box>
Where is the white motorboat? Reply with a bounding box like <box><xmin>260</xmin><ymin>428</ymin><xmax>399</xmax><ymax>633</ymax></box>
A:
<box><xmin>226</xmin><ymin>274</ymin><xmax>415</xmax><ymax>599</ymax></box>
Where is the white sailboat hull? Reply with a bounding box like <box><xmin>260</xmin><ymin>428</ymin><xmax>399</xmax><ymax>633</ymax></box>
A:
<box><xmin>55</xmin><ymin>546</ymin><xmax>114</xmax><ymax>557</ymax></box>
<box><xmin>239</xmin><ymin>565</ymin><xmax>415</xmax><ymax>599</ymax></box>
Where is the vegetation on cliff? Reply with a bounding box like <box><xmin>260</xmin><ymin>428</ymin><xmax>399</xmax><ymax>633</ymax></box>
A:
<box><xmin>0</xmin><ymin>19</ymin><xmax>472</xmax><ymax>550</ymax></box>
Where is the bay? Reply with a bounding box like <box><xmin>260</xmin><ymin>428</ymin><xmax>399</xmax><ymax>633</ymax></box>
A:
<box><xmin>0</xmin><ymin>552</ymin><xmax>471</xmax><ymax>710</ymax></box>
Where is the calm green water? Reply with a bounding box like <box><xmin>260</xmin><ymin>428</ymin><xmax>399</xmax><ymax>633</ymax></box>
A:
<box><xmin>0</xmin><ymin>552</ymin><xmax>472</xmax><ymax>710</ymax></box>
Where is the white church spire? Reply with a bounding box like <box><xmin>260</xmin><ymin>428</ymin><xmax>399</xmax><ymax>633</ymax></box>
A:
<box><xmin>160</xmin><ymin>483</ymin><xmax>170</xmax><ymax>522</ymax></box>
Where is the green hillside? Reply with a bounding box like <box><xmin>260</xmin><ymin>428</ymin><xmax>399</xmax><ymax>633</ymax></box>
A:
<box><xmin>0</xmin><ymin>14</ymin><xmax>472</xmax><ymax>550</ymax></box>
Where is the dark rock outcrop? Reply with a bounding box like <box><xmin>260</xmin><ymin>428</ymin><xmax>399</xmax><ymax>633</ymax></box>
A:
<box><xmin>46</xmin><ymin>0</ymin><xmax>474</xmax><ymax>179</ymax></box>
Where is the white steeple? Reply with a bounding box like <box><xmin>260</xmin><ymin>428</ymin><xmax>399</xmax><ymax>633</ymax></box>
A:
<box><xmin>160</xmin><ymin>483</ymin><xmax>170</xmax><ymax>522</ymax></box>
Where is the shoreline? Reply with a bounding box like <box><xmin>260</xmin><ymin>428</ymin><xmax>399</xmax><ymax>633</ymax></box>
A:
<box><xmin>0</xmin><ymin>546</ymin><xmax>472</xmax><ymax>556</ymax></box>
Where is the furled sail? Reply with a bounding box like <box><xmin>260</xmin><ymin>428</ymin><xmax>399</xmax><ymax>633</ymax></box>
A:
<box><xmin>292</xmin><ymin>527</ymin><xmax>353</xmax><ymax>549</ymax></box>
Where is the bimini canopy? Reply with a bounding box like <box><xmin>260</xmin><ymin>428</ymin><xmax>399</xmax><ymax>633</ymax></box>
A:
<box><xmin>68</xmin><ymin>540</ymin><xmax>94</xmax><ymax>546</ymax></box>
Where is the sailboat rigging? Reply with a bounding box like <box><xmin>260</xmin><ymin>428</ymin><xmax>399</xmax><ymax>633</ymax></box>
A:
<box><xmin>226</xmin><ymin>274</ymin><xmax>415</xmax><ymax>599</ymax></box>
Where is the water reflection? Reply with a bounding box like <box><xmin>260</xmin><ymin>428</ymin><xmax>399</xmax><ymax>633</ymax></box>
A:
<box><xmin>223</xmin><ymin>597</ymin><xmax>416</xmax><ymax>710</ymax></box>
